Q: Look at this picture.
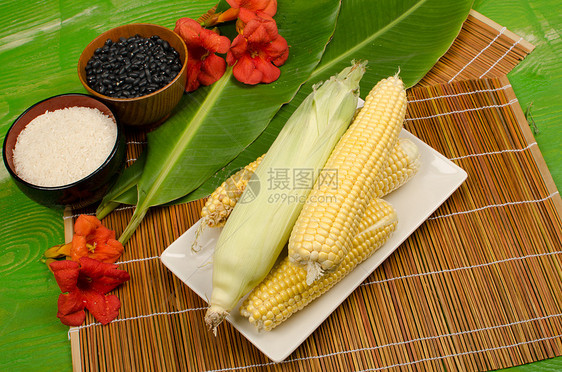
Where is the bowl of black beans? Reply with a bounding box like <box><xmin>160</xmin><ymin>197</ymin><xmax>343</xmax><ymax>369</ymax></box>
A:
<box><xmin>78</xmin><ymin>23</ymin><xmax>188</xmax><ymax>127</ymax></box>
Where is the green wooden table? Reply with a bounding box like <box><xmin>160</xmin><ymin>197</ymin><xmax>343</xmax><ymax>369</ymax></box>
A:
<box><xmin>0</xmin><ymin>0</ymin><xmax>559</xmax><ymax>370</ymax></box>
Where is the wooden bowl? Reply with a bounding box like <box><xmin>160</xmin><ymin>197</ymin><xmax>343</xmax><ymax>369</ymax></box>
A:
<box><xmin>78</xmin><ymin>23</ymin><xmax>188</xmax><ymax>127</ymax></box>
<box><xmin>2</xmin><ymin>94</ymin><xmax>126</xmax><ymax>209</ymax></box>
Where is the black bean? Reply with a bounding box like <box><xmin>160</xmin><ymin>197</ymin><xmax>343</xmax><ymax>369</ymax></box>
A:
<box><xmin>85</xmin><ymin>34</ymin><xmax>182</xmax><ymax>98</ymax></box>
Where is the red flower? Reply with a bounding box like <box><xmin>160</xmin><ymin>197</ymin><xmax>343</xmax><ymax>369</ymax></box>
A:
<box><xmin>174</xmin><ymin>18</ymin><xmax>231</xmax><ymax>92</ymax></box>
<box><xmin>227</xmin><ymin>0</ymin><xmax>277</xmax><ymax>16</ymax></box>
<box><xmin>69</xmin><ymin>215</ymin><xmax>123</xmax><ymax>263</ymax></box>
<box><xmin>50</xmin><ymin>257</ymin><xmax>130</xmax><ymax>326</ymax></box>
<box><xmin>208</xmin><ymin>0</ymin><xmax>277</xmax><ymax>26</ymax></box>
<box><xmin>226</xmin><ymin>13</ymin><xmax>289</xmax><ymax>85</ymax></box>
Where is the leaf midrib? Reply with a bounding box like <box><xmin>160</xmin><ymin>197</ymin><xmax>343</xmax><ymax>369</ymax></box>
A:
<box><xmin>310</xmin><ymin>0</ymin><xmax>428</xmax><ymax>80</ymax></box>
<box><xmin>138</xmin><ymin>68</ymin><xmax>234</xmax><ymax>210</ymax></box>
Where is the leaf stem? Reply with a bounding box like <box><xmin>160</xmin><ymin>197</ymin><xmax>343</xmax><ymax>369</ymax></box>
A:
<box><xmin>118</xmin><ymin>207</ymin><xmax>148</xmax><ymax>245</ymax></box>
<box><xmin>96</xmin><ymin>201</ymin><xmax>121</xmax><ymax>220</ymax></box>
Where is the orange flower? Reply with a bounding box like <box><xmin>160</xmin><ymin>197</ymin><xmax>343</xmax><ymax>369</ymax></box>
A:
<box><xmin>226</xmin><ymin>13</ymin><xmax>288</xmax><ymax>85</ymax></box>
<box><xmin>69</xmin><ymin>215</ymin><xmax>124</xmax><ymax>263</ymax></box>
<box><xmin>174</xmin><ymin>18</ymin><xmax>231</xmax><ymax>92</ymax></box>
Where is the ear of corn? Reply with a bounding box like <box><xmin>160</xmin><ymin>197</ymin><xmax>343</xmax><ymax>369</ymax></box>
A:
<box><xmin>373</xmin><ymin>138</ymin><xmax>420</xmax><ymax>198</ymax></box>
<box><xmin>201</xmin><ymin>154</ymin><xmax>265</xmax><ymax>228</ymax></box>
<box><xmin>240</xmin><ymin>197</ymin><xmax>398</xmax><ymax>331</ymax></box>
<box><xmin>199</xmin><ymin>138</ymin><xmax>419</xmax><ymax>229</ymax></box>
<box><xmin>288</xmin><ymin>74</ymin><xmax>407</xmax><ymax>284</ymax></box>
<box><xmin>205</xmin><ymin>61</ymin><xmax>368</xmax><ymax>333</ymax></box>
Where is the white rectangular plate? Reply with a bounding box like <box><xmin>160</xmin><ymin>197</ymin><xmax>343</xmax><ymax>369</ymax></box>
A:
<box><xmin>161</xmin><ymin>129</ymin><xmax>467</xmax><ymax>363</ymax></box>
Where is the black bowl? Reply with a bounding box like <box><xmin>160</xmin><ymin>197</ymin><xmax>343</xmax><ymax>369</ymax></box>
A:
<box><xmin>2</xmin><ymin>93</ymin><xmax>126</xmax><ymax>209</ymax></box>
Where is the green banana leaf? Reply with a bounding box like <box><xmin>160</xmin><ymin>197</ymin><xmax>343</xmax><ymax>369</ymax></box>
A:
<box><xmin>178</xmin><ymin>0</ymin><xmax>475</xmax><ymax>203</ymax></box>
<box><xmin>116</xmin><ymin>0</ymin><xmax>343</xmax><ymax>243</ymax></box>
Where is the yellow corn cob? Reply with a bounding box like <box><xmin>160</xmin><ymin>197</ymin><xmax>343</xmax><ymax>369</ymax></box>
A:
<box><xmin>289</xmin><ymin>75</ymin><xmax>407</xmax><ymax>283</ymax></box>
<box><xmin>199</xmin><ymin>138</ymin><xmax>419</xmax><ymax>231</ymax></box>
<box><xmin>240</xmin><ymin>197</ymin><xmax>397</xmax><ymax>331</ymax></box>
<box><xmin>373</xmin><ymin>138</ymin><xmax>420</xmax><ymax>198</ymax></box>
<box><xmin>201</xmin><ymin>155</ymin><xmax>265</xmax><ymax>228</ymax></box>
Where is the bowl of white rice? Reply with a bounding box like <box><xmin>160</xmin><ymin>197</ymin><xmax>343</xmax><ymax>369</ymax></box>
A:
<box><xmin>2</xmin><ymin>93</ymin><xmax>126</xmax><ymax>208</ymax></box>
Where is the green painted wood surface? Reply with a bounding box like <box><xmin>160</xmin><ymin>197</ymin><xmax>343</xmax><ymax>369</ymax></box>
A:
<box><xmin>0</xmin><ymin>0</ymin><xmax>560</xmax><ymax>371</ymax></box>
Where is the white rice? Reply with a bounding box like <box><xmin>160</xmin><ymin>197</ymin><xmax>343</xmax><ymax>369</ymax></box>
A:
<box><xmin>12</xmin><ymin>106</ymin><xmax>117</xmax><ymax>187</ymax></box>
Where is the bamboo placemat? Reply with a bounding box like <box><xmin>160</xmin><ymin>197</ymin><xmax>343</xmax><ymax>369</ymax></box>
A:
<box><xmin>63</xmin><ymin>11</ymin><xmax>562</xmax><ymax>372</ymax></box>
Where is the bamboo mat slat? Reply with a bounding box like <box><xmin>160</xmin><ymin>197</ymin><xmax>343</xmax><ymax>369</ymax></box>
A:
<box><xmin>418</xmin><ymin>10</ymin><xmax>535</xmax><ymax>86</ymax></box>
<box><xmin>62</xmin><ymin>12</ymin><xmax>562</xmax><ymax>372</ymax></box>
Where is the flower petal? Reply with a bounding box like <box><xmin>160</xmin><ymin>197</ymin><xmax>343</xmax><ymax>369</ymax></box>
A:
<box><xmin>57</xmin><ymin>307</ymin><xmax>86</xmax><ymax>326</ymax></box>
<box><xmin>200</xmin><ymin>29</ymin><xmax>231</xmax><ymax>54</ymax></box>
<box><xmin>174</xmin><ymin>18</ymin><xmax>202</xmax><ymax>46</ymax></box>
<box><xmin>83</xmin><ymin>290</ymin><xmax>121</xmax><ymax>325</ymax></box>
<box><xmin>226</xmin><ymin>35</ymin><xmax>247</xmax><ymax>64</ymax></box>
<box><xmin>78</xmin><ymin>257</ymin><xmax>130</xmax><ymax>295</ymax></box>
<box><xmin>57</xmin><ymin>291</ymin><xmax>85</xmax><ymax>315</ymax></box>
<box><xmin>253</xmin><ymin>56</ymin><xmax>280</xmax><ymax>83</ymax></box>
<box><xmin>50</xmin><ymin>260</ymin><xmax>80</xmax><ymax>293</ymax></box>
<box><xmin>227</xmin><ymin>0</ymin><xmax>277</xmax><ymax>16</ymax></box>
<box><xmin>243</xmin><ymin>15</ymin><xmax>278</xmax><ymax>44</ymax></box>
<box><xmin>186</xmin><ymin>59</ymin><xmax>202</xmax><ymax>92</ymax></box>
<box><xmin>237</xmin><ymin>8</ymin><xmax>258</xmax><ymax>24</ymax></box>
<box><xmin>261</xmin><ymin>0</ymin><xmax>277</xmax><ymax>17</ymax></box>
<box><xmin>233</xmin><ymin>55</ymin><xmax>263</xmax><ymax>85</ymax></box>
<box><xmin>199</xmin><ymin>54</ymin><xmax>227</xmax><ymax>86</ymax></box>
<box><xmin>56</xmin><ymin>291</ymin><xmax>86</xmax><ymax>326</ymax></box>
<box><xmin>74</xmin><ymin>215</ymin><xmax>101</xmax><ymax>236</ymax></box>
<box><xmin>265</xmin><ymin>34</ymin><xmax>289</xmax><ymax>66</ymax></box>
<box><xmin>69</xmin><ymin>234</ymin><xmax>88</xmax><ymax>262</ymax></box>
<box><xmin>89</xmin><ymin>239</ymin><xmax>123</xmax><ymax>263</ymax></box>
<box><xmin>93</xmin><ymin>223</ymin><xmax>115</xmax><ymax>244</ymax></box>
